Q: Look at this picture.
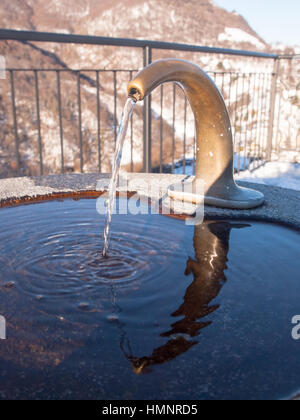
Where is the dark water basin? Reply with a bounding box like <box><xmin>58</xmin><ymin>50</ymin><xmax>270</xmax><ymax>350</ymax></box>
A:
<box><xmin>0</xmin><ymin>197</ymin><xmax>299</xmax><ymax>400</ymax></box>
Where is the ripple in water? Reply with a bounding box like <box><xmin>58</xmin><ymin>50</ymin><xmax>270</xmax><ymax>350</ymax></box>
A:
<box><xmin>0</xmin><ymin>198</ymin><xmax>180</xmax><ymax>302</ymax></box>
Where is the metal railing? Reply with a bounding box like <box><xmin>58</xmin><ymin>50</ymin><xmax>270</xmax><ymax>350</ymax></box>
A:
<box><xmin>0</xmin><ymin>29</ymin><xmax>298</xmax><ymax>178</ymax></box>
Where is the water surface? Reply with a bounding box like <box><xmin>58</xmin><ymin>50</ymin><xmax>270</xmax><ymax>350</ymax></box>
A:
<box><xmin>0</xmin><ymin>198</ymin><xmax>299</xmax><ymax>400</ymax></box>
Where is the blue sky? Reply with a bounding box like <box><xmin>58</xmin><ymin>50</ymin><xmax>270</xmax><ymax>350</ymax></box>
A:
<box><xmin>214</xmin><ymin>0</ymin><xmax>300</xmax><ymax>45</ymax></box>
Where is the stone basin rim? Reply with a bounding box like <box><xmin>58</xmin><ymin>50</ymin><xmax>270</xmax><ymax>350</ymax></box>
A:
<box><xmin>0</xmin><ymin>173</ymin><xmax>299</xmax><ymax>231</ymax></box>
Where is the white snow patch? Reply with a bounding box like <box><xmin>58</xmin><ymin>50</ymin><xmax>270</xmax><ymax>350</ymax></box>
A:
<box><xmin>237</xmin><ymin>162</ymin><xmax>300</xmax><ymax>191</ymax></box>
<box><xmin>174</xmin><ymin>159</ymin><xmax>300</xmax><ymax>192</ymax></box>
<box><xmin>218</xmin><ymin>28</ymin><xmax>265</xmax><ymax>50</ymax></box>
<box><xmin>170</xmin><ymin>10</ymin><xmax>176</xmax><ymax>24</ymax></box>
<box><xmin>143</xmin><ymin>3</ymin><xmax>150</xmax><ymax>14</ymax></box>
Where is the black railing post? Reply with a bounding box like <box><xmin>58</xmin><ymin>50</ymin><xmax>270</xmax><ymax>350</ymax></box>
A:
<box><xmin>159</xmin><ymin>85</ymin><xmax>164</xmax><ymax>174</ymax></box>
<box><xmin>34</xmin><ymin>70</ymin><xmax>43</xmax><ymax>175</ymax></box>
<box><xmin>113</xmin><ymin>70</ymin><xmax>118</xmax><ymax>145</ymax></box>
<box><xmin>129</xmin><ymin>70</ymin><xmax>134</xmax><ymax>173</ymax></box>
<box><xmin>172</xmin><ymin>83</ymin><xmax>176</xmax><ymax>173</ymax></box>
<box><xmin>275</xmin><ymin>83</ymin><xmax>282</xmax><ymax>155</ymax></box>
<box><xmin>9</xmin><ymin>70</ymin><xmax>21</xmax><ymax>173</ymax></box>
<box><xmin>266</xmin><ymin>58</ymin><xmax>280</xmax><ymax>161</ymax></box>
<box><xmin>96</xmin><ymin>70</ymin><xmax>101</xmax><ymax>173</ymax></box>
<box><xmin>77</xmin><ymin>71</ymin><xmax>83</xmax><ymax>173</ymax></box>
<box><xmin>183</xmin><ymin>95</ymin><xmax>187</xmax><ymax>175</ymax></box>
<box><xmin>143</xmin><ymin>45</ymin><xmax>152</xmax><ymax>173</ymax></box>
<box><xmin>56</xmin><ymin>71</ymin><xmax>64</xmax><ymax>173</ymax></box>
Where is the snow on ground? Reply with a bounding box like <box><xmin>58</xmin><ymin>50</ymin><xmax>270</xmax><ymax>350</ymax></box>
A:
<box><xmin>236</xmin><ymin>162</ymin><xmax>300</xmax><ymax>192</ymax></box>
<box><xmin>218</xmin><ymin>28</ymin><xmax>265</xmax><ymax>50</ymax></box>
<box><xmin>175</xmin><ymin>159</ymin><xmax>300</xmax><ymax>192</ymax></box>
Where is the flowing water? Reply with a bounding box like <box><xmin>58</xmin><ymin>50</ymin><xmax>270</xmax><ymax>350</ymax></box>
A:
<box><xmin>102</xmin><ymin>98</ymin><xmax>136</xmax><ymax>257</ymax></box>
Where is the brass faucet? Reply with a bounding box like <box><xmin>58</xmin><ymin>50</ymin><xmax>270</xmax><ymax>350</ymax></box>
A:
<box><xmin>128</xmin><ymin>59</ymin><xmax>264</xmax><ymax>209</ymax></box>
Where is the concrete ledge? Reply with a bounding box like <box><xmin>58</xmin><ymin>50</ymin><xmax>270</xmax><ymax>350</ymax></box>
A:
<box><xmin>0</xmin><ymin>173</ymin><xmax>299</xmax><ymax>230</ymax></box>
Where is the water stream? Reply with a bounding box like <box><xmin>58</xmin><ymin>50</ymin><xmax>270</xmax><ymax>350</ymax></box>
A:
<box><xmin>102</xmin><ymin>98</ymin><xmax>136</xmax><ymax>257</ymax></box>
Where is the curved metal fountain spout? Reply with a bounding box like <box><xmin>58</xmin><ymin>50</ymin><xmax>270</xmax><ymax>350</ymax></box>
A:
<box><xmin>128</xmin><ymin>58</ymin><xmax>264</xmax><ymax>209</ymax></box>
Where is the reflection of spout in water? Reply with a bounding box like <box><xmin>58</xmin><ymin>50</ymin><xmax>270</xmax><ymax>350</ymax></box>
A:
<box><xmin>122</xmin><ymin>336</ymin><xmax>197</xmax><ymax>375</ymax></box>
<box><xmin>162</xmin><ymin>222</ymin><xmax>249</xmax><ymax>339</ymax></box>
<box><xmin>121</xmin><ymin>221</ymin><xmax>250</xmax><ymax>374</ymax></box>
<box><xmin>102</xmin><ymin>98</ymin><xmax>136</xmax><ymax>257</ymax></box>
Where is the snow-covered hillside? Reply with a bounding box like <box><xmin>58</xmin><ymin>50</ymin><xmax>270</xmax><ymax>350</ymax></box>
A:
<box><xmin>0</xmin><ymin>0</ymin><xmax>298</xmax><ymax>178</ymax></box>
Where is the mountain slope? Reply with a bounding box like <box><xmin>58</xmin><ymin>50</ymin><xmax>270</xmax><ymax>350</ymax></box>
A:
<box><xmin>0</xmin><ymin>0</ymin><xmax>268</xmax><ymax>51</ymax></box>
<box><xmin>0</xmin><ymin>0</ymin><xmax>298</xmax><ymax>178</ymax></box>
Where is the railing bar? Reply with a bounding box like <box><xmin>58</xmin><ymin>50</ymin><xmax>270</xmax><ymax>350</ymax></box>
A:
<box><xmin>266</xmin><ymin>59</ymin><xmax>279</xmax><ymax>161</ymax></box>
<box><xmin>233</xmin><ymin>74</ymin><xmax>240</xmax><ymax>153</ymax></box>
<box><xmin>266</xmin><ymin>73</ymin><xmax>273</xmax><ymax>158</ymax></box>
<box><xmin>275</xmin><ymin>85</ymin><xmax>282</xmax><ymax>155</ymax></box>
<box><xmin>227</xmin><ymin>73</ymin><xmax>234</xmax><ymax>158</ymax></box>
<box><xmin>129</xmin><ymin>71</ymin><xmax>134</xmax><ymax>172</ymax></box>
<box><xmin>6</xmin><ymin>68</ymin><xmax>140</xmax><ymax>73</ymax></box>
<box><xmin>249</xmin><ymin>73</ymin><xmax>256</xmax><ymax>169</ymax></box>
<box><xmin>193</xmin><ymin>123</ymin><xmax>196</xmax><ymax>176</ymax></box>
<box><xmin>261</xmin><ymin>74</ymin><xmax>266</xmax><ymax>161</ymax></box>
<box><xmin>183</xmin><ymin>95</ymin><xmax>187</xmax><ymax>175</ymax></box>
<box><xmin>237</xmin><ymin>75</ymin><xmax>246</xmax><ymax>175</ymax></box>
<box><xmin>56</xmin><ymin>71</ymin><xmax>64</xmax><ymax>174</ymax></box>
<box><xmin>261</xmin><ymin>74</ymin><xmax>267</xmax><ymax>165</ymax></box>
<box><xmin>160</xmin><ymin>84</ymin><xmax>164</xmax><ymax>174</ymax></box>
<box><xmin>237</xmin><ymin>75</ymin><xmax>243</xmax><ymax>174</ymax></box>
<box><xmin>256</xmin><ymin>72</ymin><xmax>261</xmax><ymax>165</ymax></box>
<box><xmin>254</xmin><ymin>73</ymin><xmax>261</xmax><ymax>168</ymax></box>
<box><xmin>7</xmin><ymin>68</ymin><xmax>276</xmax><ymax>75</ymax></box>
<box><xmin>241</xmin><ymin>75</ymin><xmax>247</xmax><ymax>173</ymax></box>
<box><xmin>258</xmin><ymin>74</ymin><xmax>265</xmax><ymax>160</ymax></box>
<box><xmin>9</xmin><ymin>70</ymin><xmax>21</xmax><ymax>173</ymax></box>
<box><xmin>143</xmin><ymin>46</ymin><xmax>152</xmax><ymax>173</ymax></box>
<box><xmin>263</xmin><ymin>74</ymin><xmax>269</xmax><ymax>160</ymax></box>
<box><xmin>262</xmin><ymin>74</ymin><xmax>268</xmax><ymax>159</ymax></box>
<box><xmin>243</xmin><ymin>74</ymin><xmax>251</xmax><ymax>171</ymax></box>
<box><xmin>254</xmin><ymin>73</ymin><xmax>260</xmax><ymax>167</ymax></box>
<box><xmin>77</xmin><ymin>71</ymin><xmax>83</xmax><ymax>173</ymax></box>
<box><xmin>96</xmin><ymin>70</ymin><xmax>101</xmax><ymax>173</ymax></box>
<box><xmin>34</xmin><ymin>70</ymin><xmax>43</xmax><ymax>175</ymax></box>
<box><xmin>0</xmin><ymin>29</ymin><xmax>280</xmax><ymax>59</ymax></box>
<box><xmin>172</xmin><ymin>83</ymin><xmax>176</xmax><ymax>173</ymax></box>
<box><xmin>264</xmin><ymin>74</ymin><xmax>271</xmax><ymax>159</ymax></box>
<box><xmin>113</xmin><ymin>71</ymin><xmax>117</xmax><ymax>145</ymax></box>
<box><xmin>228</xmin><ymin>73</ymin><xmax>232</xmax><ymax>111</ymax></box>
<box><xmin>221</xmin><ymin>72</ymin><xmax>225</xmax><ymax>97</ymax></box>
